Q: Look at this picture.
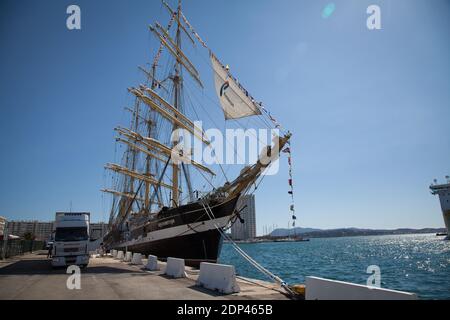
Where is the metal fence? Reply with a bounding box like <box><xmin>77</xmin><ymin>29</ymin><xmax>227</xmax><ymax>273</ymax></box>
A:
<box><xmin>0</xmin><ymin>239</ymin><xmax>45</xmax><ymax>259</ymax></box>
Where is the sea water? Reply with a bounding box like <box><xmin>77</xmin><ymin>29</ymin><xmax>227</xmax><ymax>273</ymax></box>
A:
<box><xmin>219</xmin><ymin>233</ymin><xmax>450</xmax><ymax>299</ymax></box>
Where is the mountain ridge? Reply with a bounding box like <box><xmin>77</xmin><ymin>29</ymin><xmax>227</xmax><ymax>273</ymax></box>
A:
<box><xmin>268</xmin><ymin>227</ymin><xmax>446</xmax><ymax>238</ymax></box>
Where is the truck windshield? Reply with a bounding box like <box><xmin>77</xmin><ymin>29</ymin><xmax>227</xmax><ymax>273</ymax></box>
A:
<box><xmin>55</xmin><ymin>227</ymin><xmax>88</xmax><ymax>242</ymax></box>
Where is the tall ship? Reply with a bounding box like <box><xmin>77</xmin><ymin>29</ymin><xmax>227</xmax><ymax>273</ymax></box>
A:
<box><xmin>101</xmin><ymin>0</ymin><xmax>294</xmax><ymax>265</ymax></box>
<box><xmin>430</xmin><ymin>176</ymin><xmax>450</xmax><ymax>240</ymax></box>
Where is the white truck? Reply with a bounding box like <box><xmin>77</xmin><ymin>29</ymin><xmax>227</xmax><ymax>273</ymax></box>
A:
<box><xmin>51</xmin><ymin>212</ymin><xmax>91</xmax><ymax>268</ymax></box>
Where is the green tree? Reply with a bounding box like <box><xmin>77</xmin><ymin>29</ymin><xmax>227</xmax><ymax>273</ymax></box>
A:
<box><xmin>23</xmin><ymin>232</ymin><xmax>35</xmax><ymax>241</ymax></box>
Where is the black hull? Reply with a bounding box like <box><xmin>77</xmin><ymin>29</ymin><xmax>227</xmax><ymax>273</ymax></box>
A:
<box><xmin>111</xmin><ymin>195</ymin><xmax>240</xmax><ymax>267</ymax></box>
<box><xmin>123</xmin><ymin>229</ymin><xmax>223</xmax><ymax>267</ymax></box>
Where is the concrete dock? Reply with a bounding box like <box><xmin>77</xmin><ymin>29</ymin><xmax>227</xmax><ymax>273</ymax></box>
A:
<box><xmin>0</xmin><ymin>251</ymin><xmax>289</xmax><ymax>300</ymax></box>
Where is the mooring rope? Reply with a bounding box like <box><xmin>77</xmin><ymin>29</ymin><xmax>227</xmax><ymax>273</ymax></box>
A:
<box><xmin>199</xmin><ymin>198</ymin><xmax>295</xmax><ymax>296</ymax></box>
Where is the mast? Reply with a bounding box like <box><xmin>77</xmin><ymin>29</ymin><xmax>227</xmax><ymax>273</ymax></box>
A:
<box><xmin>171</xmin><ymin>0</ymin><xmax>182</xmax><ymax>206</ymax></box>
<box><xmin>107</xmin><ymin>0</ymin><xmax>286</xmax><ymax>213</ymax></box>
<box><xmin>144</xmin><ymin>113</ymin><xmax>153</xmax><ymax>210</ymax></box>
<box><xmin>111</xmin><ymin>98</ymin><xmax>141</xmax><ymax>231</ymax></box>
<box><xmin>100</xmin><ymin>0</ymin><xmax>294</xmax><ymax>249</ymax></box>
<box><xmin>129</xmin><ymin>98</ymin><xmax>141</xmax><ymax>195</ymax></box>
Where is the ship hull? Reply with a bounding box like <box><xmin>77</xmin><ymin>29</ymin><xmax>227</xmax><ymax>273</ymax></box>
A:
<box><xmin>111</xmin><ymin>195</ymin><xmax>240</xmax><ymax>266</ymax></box>
<box><xmin>124</xmin><ymin>229</ymin><xmax>223</xmax><ymax>266</ymax></box>
<box><xmin>443</xmin><ymin>210</ymin><xmax>450</xmax><ymax>240</ymax></box>
<box><xmin>430</xmin><ymin>183</ymin><xmax>450</xmax><ymax>240</ymax></box>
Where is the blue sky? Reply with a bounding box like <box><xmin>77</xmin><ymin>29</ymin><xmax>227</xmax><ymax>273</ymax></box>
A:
<box><xmin>0</xmin><ymin>0</ymin><xmax>449</xmax><ymax>234</ymax></box>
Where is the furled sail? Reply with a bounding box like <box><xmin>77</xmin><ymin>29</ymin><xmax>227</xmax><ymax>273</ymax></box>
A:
<box><xmin>210</xmin><ymin>52</ymin><xmax>262</xmax><ymax>120</ymax></box>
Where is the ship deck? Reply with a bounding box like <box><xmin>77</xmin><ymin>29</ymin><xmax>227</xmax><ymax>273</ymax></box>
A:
<box><xmin>0</xmin><ymin>251</ymin><xmax>289</xmax><ymax>300</ymax></box>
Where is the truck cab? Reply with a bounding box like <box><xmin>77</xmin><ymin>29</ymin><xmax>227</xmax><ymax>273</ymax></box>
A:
<box><xmin>51</xmin><ymin>212</ymin><xmax>90</xmax><ymax>268</ymax></box>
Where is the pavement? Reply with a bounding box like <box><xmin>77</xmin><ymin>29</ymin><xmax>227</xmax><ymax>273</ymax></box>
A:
<box><xmin>0</xmin><ymin>251</ymin><xmax>289</xmax><ymax>300</ymax></box>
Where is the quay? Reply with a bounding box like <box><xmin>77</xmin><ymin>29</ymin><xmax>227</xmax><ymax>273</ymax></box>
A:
<box><xmin>0</xmin><ymin>251</ymin><xmax>289</xmax><ymax>300</ymax></box>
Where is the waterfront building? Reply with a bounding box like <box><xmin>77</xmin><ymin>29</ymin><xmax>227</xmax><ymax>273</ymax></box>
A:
<box><xmin>90</xmin><ymin>222</ymin><xmax>108</xmax><ymax>240</ymax></box>
<box><xmin>6</xmin><ymin>220</ymin><xmax>54</xmax><ymax>241</ymax></box>
<box><xmin>0</xmin><ymin>216</ymin><xmax>6</xmax><ymax>237</ymax></box>
<box><xmin>231</xmin><ymin>195</ymin><xmax>256</xmax><ymax>240</ymax></box>
<box><xmin>6</xmin><ymin>220</ymin><xmax>108</xmax><ymax>241</ymax></box>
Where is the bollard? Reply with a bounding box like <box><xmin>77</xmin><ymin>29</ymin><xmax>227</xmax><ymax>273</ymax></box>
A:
<box><xmin>196</xmin><ymin>262</ymin><xmax>240</xmax><ymax>294</ymax></box>
<box><xmin>124</xmin><ymin>251</ymin><xmax>132</xmax><ymax>262</ymax></box>
<box><xmin>165</xmin><ymin>257</ymin><xmax>186</xmax><ymax>278</ymax></box>
<box><xmin>145</xmin><ymin>255</ymin><xmax>159</xmax><ymax>271</ymax></box>
<box><xmin>116</xmin><ymin>250</ymin><xmax>124</xmax><ymax>260</ymax></box>
<box><xmin>131</xmin><ymin>253</ymin><xmax>142</xmax><ymax>265</ymax></box>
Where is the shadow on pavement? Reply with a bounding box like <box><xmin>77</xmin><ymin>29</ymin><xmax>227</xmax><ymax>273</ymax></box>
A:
<box><xmin>0</xmin><ymin>259</ymin><xmax>144</xmax><ymax>276</ymax></box>
<box><xmin>187</xmin><ymin>284</ymin><xmax>224</xmax><ymax>297</ymax></box>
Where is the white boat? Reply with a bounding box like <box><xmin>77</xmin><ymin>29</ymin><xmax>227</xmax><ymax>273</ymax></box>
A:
<box><xmin>430</xmin><ymin>176</ymin><xmax>450</xmax><ymax>240</ymax></box>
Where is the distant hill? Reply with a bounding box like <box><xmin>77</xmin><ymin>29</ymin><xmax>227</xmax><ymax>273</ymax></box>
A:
<box><xmin>269</xmin><ymin>227</ymin><xmax>322</xmax><ymax>237</ymax></box>
<box><xmin>269</xmin><ymin>227</ymin><xmax>446</xmax><ymax>239</ymax></box>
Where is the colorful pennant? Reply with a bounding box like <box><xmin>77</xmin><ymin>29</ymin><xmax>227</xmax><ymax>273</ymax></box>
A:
<box><xmin>180</xmin><ymin>12</ymin><xmax>208</xmax><ymax>49</ymax></box>
<box><xmin>284</xmin><ymin>145</ymin><xmax>296</xmax><ymax>226</ymax></box>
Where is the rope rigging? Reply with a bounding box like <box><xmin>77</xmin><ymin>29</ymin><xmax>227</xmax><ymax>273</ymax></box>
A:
<box><xmin>102</xmin><ymin>3</ymin><xmax>298</xmax><ymax>295</ymax></box>
<box><xmin>199</xmin><ymin>198</ymin><xmax>295</xmax><ymax>297</ymax></box>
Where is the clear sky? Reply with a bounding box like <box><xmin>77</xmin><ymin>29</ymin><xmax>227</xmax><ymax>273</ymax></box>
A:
<box><xmin>0</xmin><ymin>0</ymin><xmax>449</xmax><ymax>234</ymax></box>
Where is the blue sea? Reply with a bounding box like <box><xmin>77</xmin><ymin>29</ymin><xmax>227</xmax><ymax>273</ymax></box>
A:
<box><xmin>219</xmin><ymin>233</ymin><xmax>450</xmax><ymax>299</ymax></box>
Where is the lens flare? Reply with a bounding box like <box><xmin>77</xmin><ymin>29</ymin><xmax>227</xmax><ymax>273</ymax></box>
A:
<box><xmin>322</xmin><ymin>3</ymin><xmax>336</xmax><ymax>19</ymax></box>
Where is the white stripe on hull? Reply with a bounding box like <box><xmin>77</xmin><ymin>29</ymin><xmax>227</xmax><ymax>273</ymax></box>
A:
<box><xmin>119</xmin><ymin>216</ymin><xmax>230</xmax><ymax>248</ymax></box>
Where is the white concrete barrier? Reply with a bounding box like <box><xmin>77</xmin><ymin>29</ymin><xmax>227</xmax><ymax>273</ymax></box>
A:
<box><xmin>124</xmin><ymin>251</ymin><xmax>132</xmax><ymax>262</ymax></box>
<box><xmin>131</xmin><ymin>253</ymin><xmax>142</xmax><ymax>265</ymax></box>
<box><xmin>145</xmin><ymin>255</ymin><xmax>159</xmax><ymax>271</ymax></box>
<box><xmin>305</xmin><ymin>276</ymin><xmax>417</xmax><ymax>300</ymax></box>
<box><xmin>112</xmin><ymin>250</ymin><xmax>117</xmax><ymax>258</ymax></box>
<box><xmin>196</xmin><ymin>262</ymin><xmax>240</xmax><ymax>294</ymax></box>
<box><xmin>116</xmin><ymin>250</ymin><xmax>124</xmax><ymax>260</ymax></box>
<box><xmin>165</xmin><ymin>257</ymin><xmax>186</xmax><ymax>278</ymax></box>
